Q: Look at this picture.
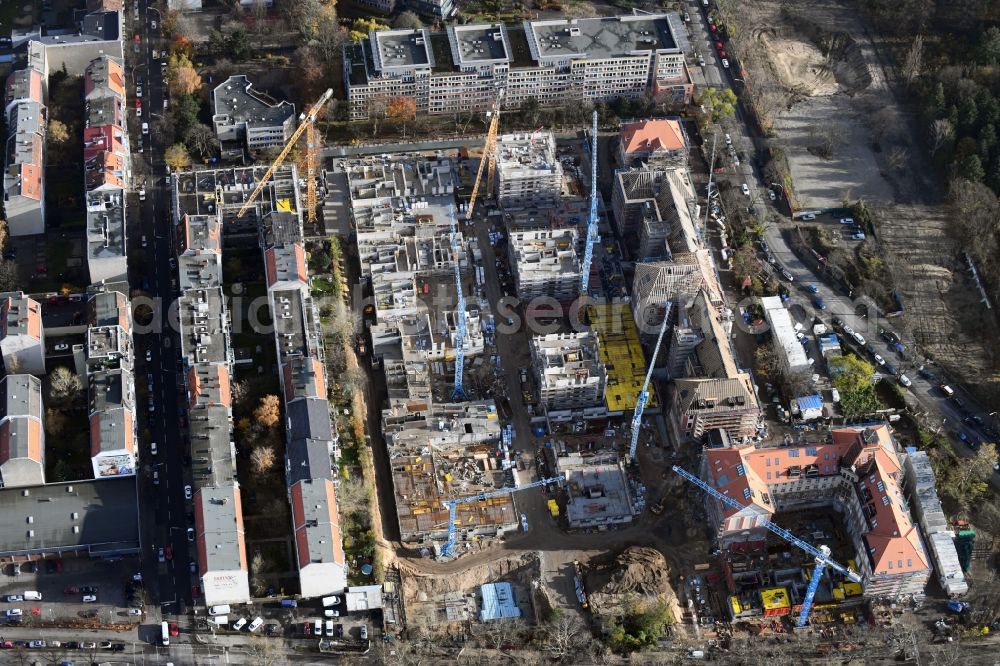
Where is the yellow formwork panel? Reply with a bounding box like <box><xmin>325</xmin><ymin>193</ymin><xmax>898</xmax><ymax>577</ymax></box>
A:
<box><xmin>587</xmin><ymin>303</ymin><xmax>657</xmax><ymax>412</ymax></box>
<box><xmin>760</xmin><ymin>587</ymin><xmax>791</xmax><ymax>611</ymax></box>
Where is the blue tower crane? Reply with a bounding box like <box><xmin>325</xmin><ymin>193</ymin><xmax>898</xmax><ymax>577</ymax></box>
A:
<box><xmin>671</xmin><ymin>465</ymin><xmax>862</xmax><ymax>627</ymax></box>
<box><xmin>580</xmin><ymin>110</ymin><xmax>600</xmax><ymax>296</ymax></box>
<box><xmin>628</xmin><ymin>302</ymin><xmax>672</xmax><ymax>462</ymax></box>
<box><xmin>448</xmin><ymin>204</ymin><xmax>466</xmax><ymax>400</ymax></box>
<box><xmin>440</xmin><ymin>475</ymin><xmax>564</xmax><ymax>559</ymax></box>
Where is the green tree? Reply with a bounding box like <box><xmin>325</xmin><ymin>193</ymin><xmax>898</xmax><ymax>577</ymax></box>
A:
<box><xmin>227</xmin><ymin>28</ymin><xmax>251</xmax><ymax>60</ymax></box>
<box><xmin>958</xmin><ymin>153</ymin><xmax>985</xmax><ymax>183</ymax></box>
<box><xmin>697</xmin><ymin>87</ymin><xmax>738</xmax><ymax>123</ymax></box>
<box><xmin>174</xmin><ymin>94</ymin><xmax>202</xmax><ymax>134</ymax></box>
<box><xmin>606</xmin><ymin>600</ymin><xmax>673</xmax><ymax>653</ymax></box>
<box><xmin>830</xmin><ymin>355</ymin><xmax>881</xmax><ymax>418</ymax></box>
<box><xmin>392</xmin><ymin>10</ymin><xmax>423</xmax><ymax>30</ymax></box>
<box><xmin>977</xmin><ymin>26</ymin><xmax>1000</xmax><ymax>65</ymax></box>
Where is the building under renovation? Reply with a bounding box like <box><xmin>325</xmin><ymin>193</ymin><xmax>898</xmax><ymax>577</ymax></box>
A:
<box><xmin>557</xmin><ymin>451</ymin><xmax>637</xmax><ymax>529</ymax></box>
<box><xmin>530</xmin><ymin>332</ymin><xmax>607</xmax><ymax>412</ymax></box>
<box><xmin>610</xmin><ymin>167</ymin><xmax>699</xmax><ymax>260</ymax></box>
<box><xmin>494</xmin><ymin>132</ymin><xmax>563</xmax><ymax>209</ymax></box>
<box><xmin>630</xmin><ymin>253</ymin><xmax>722</xmax><ymax>332</ymax></box>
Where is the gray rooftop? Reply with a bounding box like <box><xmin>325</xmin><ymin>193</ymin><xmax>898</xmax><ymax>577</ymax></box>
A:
<box><xmin>373</xmin><ymin>29</ymin><xmax>435</xmax><ymax>72</ymax></box>
<box><xmin>292</xmin><ymin>478</ymin><xmax>342</xmax><ymax>565</ymax></box>
<box><xmin>88</xmin><ymin>369</ymin><xmax>130</xmax><ymax>414</ymax></box>
<box><xmin>178</xmin><ymin>287</ymin><xmax>229</xmax><ymax>367</ymax></box>
<box><xmin>86</xmin><ymin>189</ymin><xmax>126</xmax><ymax>259</ymax></box>
<box><xmin>85</xmin><ymin>93</ymin><xmax>124</xmax><ymax>129</ymax></box>
<box><xmin>0</xmin><ymin>374</ymin><xmax>42</xmax><ymax>421</ymax></box>
<box><xmin>273</xmin><ymin>288</ymin><xmax>309</xmax><ymax>360</ymax></box>
<box><xmin>287</xmin><ymin>398</ymin><xmax>333</xmax><ymax>443</ymax></box>
<box><xmin>212</xmin><ymin>75</ymin><xmax>295</xmax><ymax>130</ymax></box>
<box><xmin>0</xmin><ymin>477</ymin><xmax>140</xmax><ymax>558</ymax></box>
<box><xmin>87</xmin><ymin>324</ymin><xmax>128</xmax><ymax>362</ymax></box>
<box><xmin>180</xmin><ymin>214</ymin><xmax>222</xmax><ymax>254</ymax></box>
<box><xmin>81</xmin><ymin>11</ymin><xmax>120</xmax><ymax>41</ymax></box>
<box><xmin>5</xmin><ymin>68</ymin><xmax>41</xmax><ymax>107</ymax></box>
<box><xmin>525</xmin><ymin>14</ymin><xmax>680</xmax><ymax>62</ymax></box>
<box><xmin>178</xmin><ymin>252</ymin><xmax>222</xmax><ymax>291</ymax></box>
<box><xmin>195</xmin><ymin>484</ymin><xmax>245</xmax><ymax>573</ymax></box>
<box><xmin>89</xmin><ymin>290</ymin><xmax>128</xmax><ymax>328</ymax></box>
<box><xmin>286</xmin><ymin>438</ymin><xmax>332</xmax><ymax>486</ymax></box>
<box><xmin>188</xmin><ymin>404</ymin><xmax>235</xmax><ymax>490</ymax></box>
<box><xmin>448</xmin><ymin>24</ymin><xmax>510</xmax><ymax>66</ymax></box>
<box><xmin>6</xmin><ymin>101</ymin><xmax>44</xmax><ymax>165</ymax></box>
<box><xmin>90</xmin><ymin>406</ymin><xmax>133</xmax><ymax>454</ymax></box>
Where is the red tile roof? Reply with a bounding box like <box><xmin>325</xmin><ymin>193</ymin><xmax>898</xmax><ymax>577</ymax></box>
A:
<box><xmin>621</xmin><ymin>119</ymin><xmax>686</xmax><ymax>157</ymax></box>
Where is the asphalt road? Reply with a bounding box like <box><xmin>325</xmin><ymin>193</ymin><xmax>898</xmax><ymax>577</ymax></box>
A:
<box><xmin>693</xmin><ymin>0</ymin><xmax>999</xmax><ymax>454</ymax></box>
<box><xmin>128</xmin><ymin>0</ymin><xmax>195</xmax><ymax>624</ymax></box>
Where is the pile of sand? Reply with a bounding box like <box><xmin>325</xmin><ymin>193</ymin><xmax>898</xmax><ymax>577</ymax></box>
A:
<box><xmin>762</xmin><ymin>35</ymin><xmax>839</xmax><ymax>96</ymax></box>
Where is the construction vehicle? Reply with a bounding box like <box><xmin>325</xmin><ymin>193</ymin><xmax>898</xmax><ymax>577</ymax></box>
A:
<box><xmin>672</xmin><ymin>465</ymin><xmax>862</xmax><ymax>627</ymax></box>
<box><xmin>628</xmin><ymin>303</ymin><xmax>672</xmax><ymax>462</ymax></box>
<box><xmin>465</xmin><ymin>89</ymin><xmax>504</xmax><ymax>221</ymax></box>
<box><xmin>236</xmin><ymin>88</ymin><xmax>334</xmax><ymax>220</ymax></box>
<box><xmin>439</xmin><ymin>474</ymin><xmax>563</xmax><ymax>559</ymax></box>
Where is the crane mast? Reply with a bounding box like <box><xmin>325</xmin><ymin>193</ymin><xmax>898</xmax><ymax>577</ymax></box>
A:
<box><xmin>628</xmin><ymin>302</ymin><xmax>672</xmax><ymax>462</ymax></box>
<box><xmin>448</xmin><ymin>204</ymin><xmax>466</xmax><ymax>400</ymax></box>
<box><xmin>465</xmin><ymin>89</ymin><xmax>504</xmax><ymax>221</ymax></box>
<box><xmin>580</xmin><ymin>110</ymin><xmax>600</xmax><ymax>295</ymax></box>
<box><xmin>305</xmin><ymin>123</ymin><xmax>319</xmax><ymax>225</ymax></box>
<box><xmin>671</xmin><ymin>465</ymin><xmax>862</xmax><ymax>627</ymax></box>
<box><xmin>236</xmin><ymin>88</ymin><xmax>334</xmax><ymax>220</ymax></box>
<box><xmin>440</xmin><ymin>475</ymin><xmax>564</xmax><ymax>558</ymax></box>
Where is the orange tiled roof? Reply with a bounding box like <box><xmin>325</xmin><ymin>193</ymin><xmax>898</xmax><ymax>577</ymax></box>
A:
<box><xmin>621</xmin><ymin>119</ymin><xmax>686</xmax><ymax>156</ymax></box>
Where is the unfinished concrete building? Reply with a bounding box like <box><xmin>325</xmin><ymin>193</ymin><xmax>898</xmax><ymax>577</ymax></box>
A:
<box><xmin>630</xmin><ymin>253</ymin><xmax>722</xmax><ymax>332</ymax></box>
<box><xmin>670</xmin><ymin>290</ymin><xmax>760</xmax><ymax>442</ymax></box>
<box><xmin>508</xmin><ymin>228</ymin><xmax>581</xmax><ymax>301</ymax></box>
<box><xmin>530</xmin><ymin>332</ymin><xmax>606</xmax><ymax>412</ymax></box>
<box><xmin>611</xmin><ymin>167</ymin><xmax>699</xmax><ymax>259</ymax></box>
<box><xmin>494</xmin><ymin>132</ymin><xmax>563</xmax><ymax>209</ymax></box>
<box><xmin>558</xmin><ymin>451</ymin><xmax>636</xmax><ymax>529</ymax></box>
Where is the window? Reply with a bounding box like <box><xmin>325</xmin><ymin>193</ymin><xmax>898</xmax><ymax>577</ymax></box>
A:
<box><xmin>743</xmin><ymin>487</ymin><xmax>751</xmax><ymax>500</ymax></box>
<box><xmin>824</xmin><ymin>464</ymin><xmax>830</xmax><ymax>474</ymax></box>
<box><xmin>898</xmin><ymin>560</ymin><xmax>903</xmax><ymax>569</ymax></box>
<box><xmin>766</xmin><ymin>458</ymin><xmax>771</xmax><ymax>467</ymax></box>
<box><xmin>882</xmin><ymin>495</ymin><xmax>890</xmax><ymax>506</ymax></box>
<box><xmin>774</xmin><ymin>457</ymin><xmax>779</xmax><ymax>465</ymax></box>
<box><xmin>907</xmin><ymin>559</ymin><xmax>912</xmax><ymax>568</ymax></box>
<box><xmin>888</xmin><ymin>560</ymin><xmax>893</xmax><ymax>569</ymax></box>
<box><xmin>788</xmin><ymin>450</ymin><xmax>800</xmax><ymax>458</ymax></box>
<box><xmin>775</xmin><ymin>470</ymin><xmax>781</xmax><ymax>478</ymax></box>
<box><xmin>806</xmin><ymin>447</ymin><xmax>817</xmax><ymax>456</ymax></box>
<box><xmin>876</xmin><ymin>480</ymin><xmax>885</xmax><ymax>492</ymax></box>
<box><xmin>824</xmin><ymin>452</ymin><xmax>830</xmax><ymax>461</ymax></box>
<box><xmin>871</xmin><ymin>518</ymin><xmax>878</xmax><ymax>528</ymax></box>
<box><xmin>767</xmin><ymin>472</ymin><xmax>772</xmax><ymax>480</ymax></box>
<box><xmin>736</xmin><ymin>463</ymin><xmax>745</xmax><ymax>476</ymax></box>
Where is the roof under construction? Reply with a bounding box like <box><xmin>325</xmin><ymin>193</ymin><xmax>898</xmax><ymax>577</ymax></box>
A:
<box><xmin>586</xmin><ymin>303</ymin><xmax>655</xmax><ymax>413</ymax></box>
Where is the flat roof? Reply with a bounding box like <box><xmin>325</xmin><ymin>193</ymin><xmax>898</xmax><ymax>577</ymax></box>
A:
<box><xmin>212</xmin><ymin>75</ymin><xmax>295</xmax><ymax>130</ymax></box>
<box><xmin>189</xmin><ymin>404</ymin><xmax>234</xmax><ymax>490</ymax></box>
<box><xmin>373</xmin><ymin>29</ymin><xmax>435</xmax><ymax>72</ymax></box>
<box><xmin>761</xmin><ymin>296</ymin><xmax>810</xmax><ymax>371</ymax></box>
<box><xmin>448</xmin><ymin>24</ymin><xmax>511</xmax><ymax>66</ymax></box>
<box><xmin>559</xmin><ymin>453</ymin><xmax>634</xmax><ymax>526</ymax></box>
<box><xmin>86</xmin><ymin>189</ymin><xmax>126</xmax><ymax>259</ymax></box>
<box><xmin>0</xmin><ymin>374</ymin><xmax>41</xmax><ymax>421</ymax></box>
<box><xmin>0</xmin><ymin>477</ymin><xmax>140</xmax><ymax>558</ymax></box>
<box><xmin>178</xmin><ymin>287</ymin><xmax>229</xmax><ymax>366</ymax></box>
<box><xmin>526</xmin><ymin>14</ymin><xmax>679</xmax><ymax>63</ymax></box>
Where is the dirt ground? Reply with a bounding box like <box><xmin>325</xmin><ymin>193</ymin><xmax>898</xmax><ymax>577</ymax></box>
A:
<box><xmin>741</xmin><ymin>0</ymin><xmax>896</xmax><ymax>208</ymax></box>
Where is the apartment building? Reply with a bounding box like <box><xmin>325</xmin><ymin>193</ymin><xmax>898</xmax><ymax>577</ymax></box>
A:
<box><xmin>83</xmin><ymin>55</ymin><xmax>129</xmax><ymax>285</ymax></box>
<box><xmin>407</xmin><ymin>0</ymin><xmax>453</xmax><ymax>18</ymax></box>
<box><xmin>3</xmin><ymin>66</ymin><xmax>46</xmax><ymax>236</ymax></box>
<box><xmin>508</xmin><ymin>228</ymin><xmax>581</xmax><ymax>301</ymax></box>
<box><xmin>701</xmin><ymin>425</ymin><xmax>931</xmax><ymax>600</ymax></box>
<box><xmin>0</xmin><ymin>375</ymin><xmax>45</xmax><ymax>487</ymax></box>
<box><xmin>212</xmin><ymin>75</ymin><xmax>296</xmax><ymax>159</ymax></box>
<box><xmin>531</xmin><ymin>332</ymin><xmax>606</xmax><ymax>412</ymax></box>
<box><xmin>343</xmin><ymin>14</ymin><xmax>692</xmax><ymax>121</ymax></box>
<box><xmin>177</xmin><ymin>214</ymin><xmax>223</xmax><ymax>291</ymax></box>
<box><xmin>619</xmin><ymin>118</ymin><xmax>688</xmax><ymax>168</ymax></box>
<box><xmin>631</xmin><ymin>254</ymin><xmax>722</xmax><ymax>332</ymax></box>
<box><xmin>0</xmin><ymin>292</ymin><xmax>45</xmax><ymax>375</ymax></box>
<box><xmin>670</xmin><ymin>290</ymin><xmax>760</xmax><ymax>441</ymax></box>
<box><xmin>85</xmin><ymin>291</ymin><xmax>136</xmax><ymax>479</ymax></box>
<box><xmin>254</xmin><ymin>171</ymin><xmax>347</xmax><ymax>598</ymax></box>
<box><xmin>494</xmin><ymin>132</ymin><xmax>563</xmax><ymax>209</ymax></box>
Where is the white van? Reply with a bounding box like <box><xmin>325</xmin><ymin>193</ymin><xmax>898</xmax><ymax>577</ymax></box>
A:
<box><xmin>23</xmin><ymin>591</ymin><xmax>41</xmax><ymax>601</ymax></box>
<box><xmin>161</xmin><ymin>621</ymin><xmax>170</xmax><ymax>646</ymax></box>
<box><xmin>210</xmin><ymin>615</ymin><xmax>228</xmax><ymax>625</ymax></box>
<box><xmin>321</xmin><ymin>595</ymin><xmax>341</xmax><ymax>607</ymax></box>
<box><xmin>208</xmin><ymin>604</ymin><xmax>231</xmax><ymax>616</ymax></box>
<box><xmin>941</xmin><ymin>385</ymin><xmax>955</xmax><ymax>398</ymax></box>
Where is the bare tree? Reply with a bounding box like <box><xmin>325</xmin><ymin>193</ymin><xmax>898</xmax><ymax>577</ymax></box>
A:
<box><xmin>887</xmin><ymin>146</ymin><xmax>910</xmax><ymax>171</ymax></box>
<box><xmin>0</xmin><ymin>258</ymin><xmax>18</xmax><ymax>292</ymax></box>
<box><xmin>244</xmin><ymin>635</ymin><xmax>289</xmax><ymax>666</ymax></box>
<box><xmin>250</xmin><ymin>445</ymin><xmax>277</xmax><ymax>474</ymax></box>
<box><xmin>475</xmin><ymin>618</ymin><xmax>525</xmax><ymax>651</ymax></box>
<box><xmin>930</xmin><ymin>118</ymin><xmax>954</xmax><ymax>155</ymax></box>
<box><xmin>902</xmin><ymin>34</ymin><xmax>924</xmax><ymax>84</ymax></box>
<box><xmin>539</xmin><ymin>613</ymin><xmax>590</xmax><ymax>659</ymax></box>
<box><xmin>49</xmin><ymin>366</ymin><xmax>84</xmax><ymax>407</ymax></box>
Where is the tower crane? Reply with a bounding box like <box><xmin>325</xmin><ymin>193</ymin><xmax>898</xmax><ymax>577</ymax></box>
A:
<box><xmin>236</xmin><ymin>88</ymin><xmax>334</xmax><ymax>220</ymax></box>
<box><xmin>580</xmin><ymin>110</ymin><xmax>600</xmax><ymax>296</ymax></box>
<box><xmin>305</xmin><ymin>123</ymin><xmax>319</xmax><ymax>225</ymax></box>
<box><xmin>628</xmin><ymin>302</ymin><xmax>672</xmax><ymax>462</ymax></box>
<box><xmin>465</xmin><ymin>89</ymin><xmax>504</xmax><ymax>221</ymax></box>
<box><xmin>671</xmin><ymin>465</ymin><xmax>863</xmax><ymax>627</ymax></box>
<box><xmin>439</xmin><ymin>474</ymin><xmax>564</xmax><ymax>559</ymax></box>
<box><xmin>448</xmin><ymin>204</ymin><xmax>466</xmax><ymax>400</ymax></box>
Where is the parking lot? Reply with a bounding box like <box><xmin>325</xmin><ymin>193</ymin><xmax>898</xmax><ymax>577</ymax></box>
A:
<box><xmin>0</xmin><ymin>556</ymin><xmax>143</xmax><ymax>626</ymax></box>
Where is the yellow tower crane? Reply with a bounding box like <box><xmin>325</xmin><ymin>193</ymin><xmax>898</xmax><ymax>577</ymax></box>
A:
<box><xmin>465</xmin><ymin>88</ymin><xmax>504</xmax><ymax>221</ymax></box>
<box><xmin>236</xmin><ymin>88</ymin><xmax>334</xmax><ymax>220</ymax></box>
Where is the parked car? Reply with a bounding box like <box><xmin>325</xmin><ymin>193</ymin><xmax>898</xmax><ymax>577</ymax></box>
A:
<box><xmin>248</xmin><ymin>617</ymin><xmax>264</xmax><ymax>633</ymax></box>
<box><xmin>4</xmin><ymin>595</ymin><xmax>23</xmax><ymax>602</ymax></box>
<box><xmin>184</xmin><ymin>485</ymin><xmax>192</xmax><ymax>500</ymax></box>
<box><xmin>801</xmin><ymin>213</ymin><xmax>816</xmax><ymax>221</ymax></box>
<box><xmin>80</xmin><ymin>586</ymin><xmax>97</xmax><ymax>594</ymax></box>
<box><xmin>839</xmin><ymin>217</ymin><xmax>854</xmax><ymax>224</ymax></box>
<box><xmin>741</xmin><ymin>183</ymin><xmax>750</xmax><ymax>196</ymax></box>
<box><xmin>898</xmin><ymin>374</ymin><xmax>912</xmax><ymax>388</ymax></box>
<box><xmin>6</xmin><ymin>609</ymin><xmax>22</xmax><ymax>617</ymax></box>
<box><xmin>852</xmin><ymin>232</ymin><xmax>866</xmax><ymax>240</ymax></box>
<box><xmin>721</xmin><ymin>58</ymin><xmax>730</xmax><ymax>68</ymax></box>
<box><xmin>806</xmin><ymin>284</ymin><xmax>819</xmax><ymax>294</ymax></box>
<box><xmin>82</xmin><ymin>594</ymin><xmax>97</xmax><ymax>603</ymax></box>
<box><xmin>360</xmin><ymin>625</ymin><xmax>368</xmax><ymax>640</ymax></box>
<box><xmin>158</xmin><ymin>548</ymin><xmax>165</xmax><ymax>563</ymax></box>
<box><xmin>812</xmin><ymin>297</ymin><xmax>826</xmax><ymax>310</ymax></box>
<box><xmin>780</xmin><ymin>268</ymin><xmax>794</xmax><ymax>281</ymax></box>
<box><xmin>232</xmin><ymin>618</ymin><xmax>247</xmax><ymax>631</ymax></box>
<box><xmin>28</xmin><ymin>640</ymin><xmax>45</xmax><ymax>649</ymax></box>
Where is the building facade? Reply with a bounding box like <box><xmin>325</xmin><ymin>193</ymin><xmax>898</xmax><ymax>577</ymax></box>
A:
<box><xmin>0</xmin><ymin>293</ymin><xmax>45</xmax><ymax>375</ymax></box>
<box><xmin>343</xmin><ymin>14</ymin><xmax>692</xmax><ymax>121</ymax></box>
<box><xmin>530</xmin><ymin>332</ymin><xmax>606</xmax><ymax>411</ymax></box>
<box><xmin>0</xmin><ymin>375</ymin><xmax>45</xmax><ymax>487</ymax></box>
<box><xmin>3</xmin><ymin>67</ymin><xmax>46</xmax><ymax>236</ymax></box>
